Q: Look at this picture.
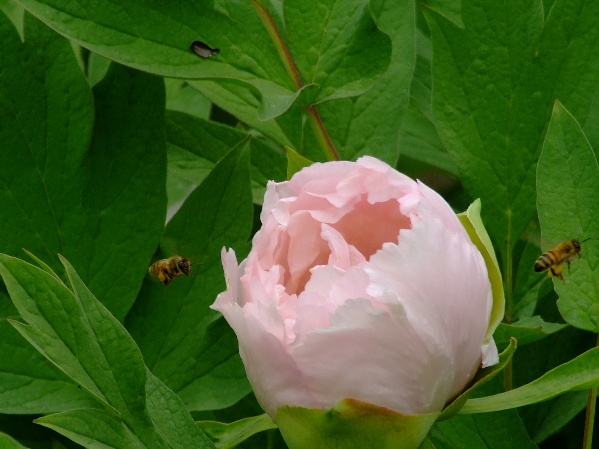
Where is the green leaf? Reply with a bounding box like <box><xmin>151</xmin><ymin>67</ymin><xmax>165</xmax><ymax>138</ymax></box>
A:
<box><xmin>197</xmin><ymin>414</ymin><xmax>278</xmax><ymax>449</ymax></box>
<box><xmin>399</xmin><ymin>30</ymin><xmax>457</xmax><ymax>175</ymax></box>
<box><xmin>432</xmin><ymin>412</ymin><xmax>538</xmax><ymax>449</ymax></box>
<box><xmin>493</xmin><ymin>317</ymin><xmax>566</xmax><ymax>348</ymax></box>
<box><xmin>529</xmin><ymin>390</ymin><xmax>587</xmax><ymax>443</ymax></box>
<box><xmin>165</xmin><ymin>111</ymin><xmax>285</xmax><ymax>205</ymax></box>
<box><xmin>537</xmin><ymin>101</ymin><xmax>599</xmax><ymax>331</ymax></box>
<box><xmin>36</xmin><ymin>409</ymin><xmax>148</xmax><ymax>449</ymax></box>
<box><xmin>0</xmin><ymin>0</ymin><xmax>23</xmax><ymax>38</ymax></box>
<box><xmin>316</xmin><ymin>0</ymin><xmax>415</xmax><ymax>164</ymax></box>
<box><xmin>17</xmin><ymin>0</ymin><xmax>299</xmax><ymax>120</ymax></box>
<box><xmin>0</xmin><ymin>14</ymin><xmax>165</xmax><ymax>412</ymax></box>
<box><xmin>284</xmin><ymin>0</ymin><xmax>391</xmax><ymax>104</ymax></box>
<box><xmin>424</xmin><ymin>0</ymin><xmax>546</xmax><ymax>263</ymax></box>
<box><xmin>433</xmin><ymin>376</ymin><xmax>538</xmax><ymax>449</ymax></box>
<box><xmin>425</xmin><ymin>0</ymin><xmax>599</xmax><ymax>272</ymax></box>
<box><xmin>0</xmin><ymin>317</ymin><xmax>99</xmax><ymax>414</ymax></box>
<box><xmin>0</xmin><ymin>14</ymin><xmax>166</xmax><ymax>321</ymax></box>
<box><xmin>187</xmin><ymin>80</ymin><xmax>301</xmax><ymax>149</ymax></box>
<box><xmin>460</xmin><ymin>346</ymin><xmax>599</xmax><ymax>413</ymax></box>
<box><xmin>512</xmin><ymin>233</ymin><xmax>551</xmax><ymax>319</ymax></box>
<box><xmin>286</xmin><ymin>147</ymin><xmax>313</xmax><ymax>179</ymax></box>
<box><xmin>126</xmin><ymin>143</ymin><xmax>254</xmax><ymax>412</ymax></box>
<box><xmin>0</xmin><ymin>432</ymin><xmax>29</xmax><ymax>449</ymax></box>
<box><xmin>0</xmin><ymin>254</ymin><xmax>213</xmax><ymax>448</ymax></box>
<box><xmin>165</xmin><ymin>78</ymin><xmax>211</xmax><ymax>120</ymax></box>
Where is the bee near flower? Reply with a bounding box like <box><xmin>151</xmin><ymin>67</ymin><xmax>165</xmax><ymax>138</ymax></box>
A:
<box><xmin>148</xmin><ymin>256</ymin><xmax>192</xmax><ymax>286</ymax></box>
<box><xmin>534</xmin><ymin>238</ymin><xmax>590</xmax><ymax>281</ymax></box>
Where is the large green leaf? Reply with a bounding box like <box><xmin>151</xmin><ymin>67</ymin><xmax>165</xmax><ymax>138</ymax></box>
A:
<box><xmin>315</xmin><ymin>0</ymin><xmax>415</xmax><ymax>164</ymax></box>
<box><xmin>425</xmin><ymin>0</ymin><xmax>599</xmax><ymax>292</ymax></box>
<box><xmin>0</xmin><ymin>14</ymin><xmax>166</xmax><ymax>321</ymax></box>
<box><xmin>424</xmin><ymin>0</ymin><xmax>545</xmax><ymax>264</ymax></box>
<box><xmin>16</xmin><ymin>0</ymin><xmax>299</xmax><ymax>120</ymax></box>
<box><xmin>0</xmin><ymin>254</ymin><xmax>214</xmax><ymax>448</ymax></box>
<box><xmin>126</xmin><ymin>144</ymin><xmax>254</xmax><ymax>412</ymax></box>
<box><xmin>399</xmin><ymin>28</ymin><xmax>456</xmax><ymax>175</ymax></box>
<box><xmin>0</xmin><ymin>315</ymin><xmax>98</xmax><ymax>414</ymax></box>
<box><xmin>537</xmin><ymin>101</ymin><xmax>599</xmax><ymax>331</ymax></box>
<box><xmin>0</xmin><ymin>13</ymin><xmax>164</xmax><ymax>415</ymax></box>
<box><xmin>284</xmin><ymin>0</ymin><xmax>391</xmax><ymax>104</ymax></box>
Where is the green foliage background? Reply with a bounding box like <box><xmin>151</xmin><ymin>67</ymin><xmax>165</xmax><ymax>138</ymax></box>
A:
<box><xmin>0</xmin><ymin>0</ymin><xmax>598</xmax><ymax>448</ymax></box>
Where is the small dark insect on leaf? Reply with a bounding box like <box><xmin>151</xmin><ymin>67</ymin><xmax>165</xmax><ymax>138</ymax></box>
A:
<box><xmin>190</xmin><ymin>41</ymin><xmax>220</xmax><ymax>59</ymax></box>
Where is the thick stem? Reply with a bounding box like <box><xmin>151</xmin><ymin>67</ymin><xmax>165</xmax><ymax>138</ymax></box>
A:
<box><xmin>583</xmin><ymin>335</ymin><xmax>599</xmax><ymax>449</ymax></box>
<box><xmin>249</xmin><ymin>0</ymin><xmax>340</xmax><ymax>161</ymax></box>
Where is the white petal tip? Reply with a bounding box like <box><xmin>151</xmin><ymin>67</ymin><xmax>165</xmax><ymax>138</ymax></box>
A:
<box><xmin>481</xmin><ymin>339</ymin><xmax>499</xmax><ymax>368</ymax></box>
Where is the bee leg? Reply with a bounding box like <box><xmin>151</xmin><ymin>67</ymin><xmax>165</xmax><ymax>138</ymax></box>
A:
<box><xmin>162</xmin><ymin>273</ymin><xmax>173</xmax><ymax>287</ymax></box>
<box><xmin>550</xmin><ymin>266</ymin><xmax>565</xmax><ymax>282</ymax></box>
<box><xmin>567</xmin><ymin>260</ymin><xmax>572</xmax><ymax>273</ymax></box>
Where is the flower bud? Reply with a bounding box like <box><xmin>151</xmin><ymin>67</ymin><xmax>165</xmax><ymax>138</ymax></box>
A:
<box><xmin>212</xmin><ymin>157</ymin><xmax>499</xmax><ymax>448</ymax></box>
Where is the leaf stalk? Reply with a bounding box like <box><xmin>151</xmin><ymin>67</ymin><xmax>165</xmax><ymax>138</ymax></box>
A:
<box><xmin>249</xmin><ymin>0</ymin><xmax>340</xmax><ymax>161</ymax></box>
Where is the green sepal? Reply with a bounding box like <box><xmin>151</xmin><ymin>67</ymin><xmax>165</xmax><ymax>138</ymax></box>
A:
<box><xmin>439</xmin><ymin>338</ymin><xmax>517</xmax><ymax>420</ymax></box>
<box><xmin>457</xmin><ymin>199</ymin><xmax>505</xmax><ymax>344</ymax></box>
<box><xmin>275</xmin><ymin>398</ymin><xmax>439</xmax><ymax>449</ymax></box>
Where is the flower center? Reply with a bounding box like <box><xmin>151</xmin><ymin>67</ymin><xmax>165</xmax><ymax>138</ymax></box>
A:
<box><xmin>283</xmin><ymin>196</ymin><xmax>411</xmax><ymax>295</ymax></box>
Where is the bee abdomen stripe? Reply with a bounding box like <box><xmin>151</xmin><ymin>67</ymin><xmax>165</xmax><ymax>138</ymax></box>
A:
<box><xmin>535</xmin><ymin>252</ymin><xmax>558</xmax><ymax>271</ymax></box>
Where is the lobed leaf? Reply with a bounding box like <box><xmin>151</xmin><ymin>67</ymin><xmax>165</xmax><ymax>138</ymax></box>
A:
<box><xmin>425</xmin><ymin>0</ymin><xmax>599</xmax><ymax>272</ymax></box>
<box><xmin>0</xmin><ymin>13</ymin><xmax>166</xmax><ymax>321</ymax></box>
<box><xmin>284</xmin><ymin>0</ymin><xmax>391</xmax><ymax>104</ymax></box>
<box><xmin>316</xmin><ymin>0</ymin><xmax>415</xmax><ymax>164</ymax></box>
<box><xmin>0</xmin><ymin>254</ymin><xmax>214</xmax><ymax>448</ymax></box>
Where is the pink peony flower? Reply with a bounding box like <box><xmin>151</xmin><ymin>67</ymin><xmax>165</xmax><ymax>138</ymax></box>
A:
<box><xmin>212</xmin><ymin>156</ymin><xmax>498</xmax><ymax>421</ymax></box>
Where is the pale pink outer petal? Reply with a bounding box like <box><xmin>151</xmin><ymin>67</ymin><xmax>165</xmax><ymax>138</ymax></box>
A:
<box><xmin>291</xmin><ymin>297</ymin><xmax>455</xmax><ymax>415</ymax></box>
<box><xmin>212</xmin><ymin>249</ymin><xmax>315</xmax><ymax>416</ymax></box>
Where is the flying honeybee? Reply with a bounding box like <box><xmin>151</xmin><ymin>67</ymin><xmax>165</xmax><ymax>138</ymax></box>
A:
<box><xmin>534</xmin><ymin>238</ymin><xmax>590</xmax><ymax>281</ymax></box>
<box><xmin>148</xmin><ymin>256</ymin><xmax>192</xmax><ymax>286</ymax></box>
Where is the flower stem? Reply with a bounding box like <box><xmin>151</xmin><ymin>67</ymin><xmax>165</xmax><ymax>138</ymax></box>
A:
<box><xmin>583</xmin><ymin>335</ymin><xmax>599</xmax><ymax>449</ymax></box>
<box><xmin>249</xmin><ymin>0</ymin><xmax>340</xmax><ymax>161</ymax></box>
